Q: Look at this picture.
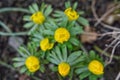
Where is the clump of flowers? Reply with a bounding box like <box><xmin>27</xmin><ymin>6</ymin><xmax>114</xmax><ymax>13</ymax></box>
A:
<box><xmin>30</xmin><ymin>17</ymin><xmax>83</xmax><ymax>52</ymax></box>
<box><xmin>13</xmin><ymin>1</ymin><xmax>105</xmax><ymax>80</ymax></box>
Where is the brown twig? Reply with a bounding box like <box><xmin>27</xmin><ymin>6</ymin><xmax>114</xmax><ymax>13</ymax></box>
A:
<box><xmin>91</xmin><ymin>0</ymin><xmax>120</xmax><ymax>65</ymax></box>
<box><xmin>94</xmin><ymin>4</ymin><xmax>120</xmax><ymax>26</ymax></box>
<box><xmin>107</xmin><ymin>41</ymin><xmax>120</xmax><ymax>64</ymax></box>
<box><xmin>93</xmin><ymin>45</ymin><xmax>120</xmax><ymax>60</ymax></box>
<box><xmin>115</xmin><ymin>72</ymin><xmax>120</xmax><ymax>80</ymax></box>
<box><xmin>101</xmin><ymin>23</ymin><xmax>120</xmax><ymax>31</ymax></box>
<box><xmin>91</xmin><ymin>0</ymin><xmax>120</xmax><ymax>31</ymax></box>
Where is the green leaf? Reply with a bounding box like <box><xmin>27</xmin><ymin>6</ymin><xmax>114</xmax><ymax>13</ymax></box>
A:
<box><xmin>61</xmin><ymin>45</ymin><xmax>67</xmax><ymax>62</ymax></box>
<box><xmin>60</xmin><ymin>17</ymin><xmax>68</xmax><ymax>27</ymax></box>
<box><xmin>28</xmin><ymin>24</ymin><xmax>38</xmax><ymax>35</ymax></box>
<box><xmin>70</xmin><ymin>26</ymin><xmax>83</xmax><ymax>35</ymax></box>
<box><xmin>24</xmin><ymin>22</ymin><xmax>34</xmax><ymax>28</ymax></box>
<box><xmin>78</xmin><ymin>17</ymin><xmax>89</xmax><ymax>26</ymax></box>
<box><xmin>70</xmin><ymin>56</ymin><xmax>85</xmax><ymax>65</ymax></box>
<box><xmin>27</xmin><ymin>42</ymin><xmax>37</xmax><ymax>55</ymax></box>
<box><xmin>13</xmin><ymin>62</ymin><xmax>24</xmax><ymax>67</ymax></box>
<box><xmin>54</xmin><ymin>10</ymin><xmax>64</xmax><ymax>14</ymax></box>
<box><xmin>49</xmin><ymin>51</ymin><xmax>60</xmax><ymax>64</ymax></box>
<box><xmin>53</xmin><ymin>13</ymin><xmax>62</xmax><ymax>17</ymax></box>
<box><xmin>12</xmin><ymin>57</ymin><xmax>25</xmax><ymax>62</ymax></box>
<box><xmin>69</xmin><ymin>37</ymin><xmax>80</xmax><ymax>46</ymax></box>
<box><xmin>55</xmin><ymin>46</ymin><xmax>63</xmax><ymax>62</ymax></box>
<box><xmin>32</xmin><ymin>3</ymin><xmax>39</xmax><ymax>12</ymax></box>
<box><xmin>17</xmin><ymin>48</ymin><xmax>28</xmax><ymax>57</ymax></box>
<box><xmin>20</xmin><ymin>66</ymin><xmax>27</xmax><ymax>73</ymax></box>
<box><xmin>67</xmin><ymin>21</ymin><xmax>75</xmax><ymax>30</ymax></box>
<box><xmin>26</xmin><ymin>70</ymin><xmax>31</xmax><ymax>75</ymax></box>
<box><xmin>44</xmin><ymin>5</ymin><xmax>53</xmax><ymax>17</ymax></box>
<box><xmin>19</xmin><ymin>47</ymin><xmax>31</xmax><ymax>56</ymax></box>
<box><xmin>67</xmin><ymin>51</ymin><xmax>81</xmax><ymax>64</ymax></box>
<box><xmin>33</xmin><ymin>33</ymin><xmax>43</xmax><ymax>40</ymax></box>
<box><xmin>89</xmin><ymin>75</ymin><xmax>98</xmax><ymax>80</ymax></box>
<box><xmin>40</xmin><ymin>65</ymin><xmax>45</xmax><ymax>73</ymax></box>
<box><xmin>49</xmin><ymin>64</ymin><xmax>58</xmax><ymax>72</ymax></box>
<box><xmin>78</xmin><ymin>11</ymin><xmax>84</xmax><ymax>15</ymax></box>
<box><xmin>73</xmin><ymin>2</ymin><xmax>78</xmax><ymax>10</ymax></box>
<box><xmin>66</xmin><ymin>42</ymin><xmax>73</xmax><ymax>50</ymax></box>
<box><xmin>75</xmin><ymin>67</ymin><xmax>88</xmax><ymax>74</ymax></box>
<box><xmin>48</xmin><ymin>57</ymin><xmax>59</xmax><ymax>65</ymax></box>
<box><xmin>32</xmin><ymin>38</ymin><xmax>39</xmax><ymax>43</ymax></box>
<box><xmin>23</xmin><ymin>15</ymin><xmax>31</xmax><ymax>21</ymax></box>
<box><xmin>48</xmin><ymin>19</ymin><xmax>58</xmax><ymax>30</ymax></box>
<box><xmin>79</xmin><ymin>71</ymin><xmax>91</xmax><ymax>80</ymax></box>
<box><xmin>43</xmin><ymin>30</ymin><xmax>54</xmax><ymax>35</ymax></box>
<box><xmin>40</xmin><ymin>2</ymin><xmax>46</xmax><ymax>13</ymax></box>
<box><xmin>29</xmin><ymin>5</ymin><xmax>36</xmax><ymax>13</ymax></box>
<box><xmin>90</xmin><ymin>50</ymin><xmax>96</xmax><ymax>59</ymax></box>
<box><xmin>65</xmin><ymin>1</ymin><xmax>71</xmax><ymax>8</ymax></box>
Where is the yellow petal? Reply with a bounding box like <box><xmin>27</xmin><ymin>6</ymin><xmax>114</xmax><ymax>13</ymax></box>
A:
<box><xmin>88</xmin><ymin>60</ymin><xmax>104</xmax><ymax>75</ymax></box>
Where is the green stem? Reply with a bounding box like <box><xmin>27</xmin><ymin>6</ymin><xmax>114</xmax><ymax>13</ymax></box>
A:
<box><xmin>94</xmin><ymin>45</ymin><xmax>120</xmax><ymax>60</ymax></box>
<box><xmin>0</xmin><ymin>60</ymin><xmax>15</xmax><ymax>70</ymax></box>
<box><xmin>0</xmin><ymin>21</ymin><xmax>12</xmax><ymax>32</ymax></box>
<box><xmin>0</xmin><ymin>32</ymin><xmax>28</xmax><ymax>36</ymax></box>
<box><xmin>0</xmin><ymin>8</ymin><xmax>31</xmax><ymax>13</ymax></box>
<box><xmin>58</xmin><ymin>74</ymin><xmax>63</xmax><ymax>80</ymax></box>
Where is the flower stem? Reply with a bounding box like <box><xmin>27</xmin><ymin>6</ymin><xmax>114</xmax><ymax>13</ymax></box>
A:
<box><xmin>0</xmin><ymin>21</ymin><xmax>11</xmax><ymax>32</ymax></box>
<box><xmin>0</xmin><ymin>60</ymin><xmax>15</xmax><ymax>70</ymax></box>
<box><xmin>94</xmin><ymin>45</ymin><xmax>120</xmax><ymax>60</ymax></box>
<box><xmin>0</xmin><ymin>8</ymin><xmax>30</xmax><ymax>13</ymax></box>
<box><xmin>0</xmin><ymin>21</ymin><xmax>28</xmax><ymax>36</ymax></box>
<box><xmin>0</xmin><ymin>32</ymin><xmax>28</xmax><ymax>36</ymax></box>
<box><xmin>32</xmin><ymin>76</ymin><xmax>41</xmax><ymax>80</ymax></box>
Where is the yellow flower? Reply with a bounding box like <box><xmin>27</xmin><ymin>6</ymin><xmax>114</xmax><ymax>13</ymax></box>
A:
<box><xmin>31</xmin><ymin>11</ymin><xmax>45</xmax><ymax>24</ymax></box>
<box><xmin>40</xmin><ymin>38</ymin><xmax>54</xmax><ymax>51</ymax></box>
<box><xmin>88</xmin><ymin>60</ymin><xmax>104</xmax><ymax>75</ymax></box>
<box><xmin>64</xmin><ymin>7</ymin><xmax>79</xmax><ymax>21</ymax></box>
<box><xmin>58</xmin><ymin>62</ymin><xmax>70</xmax><ymax>77</ymax></box>
<box><xmin>54</xmin><ymin>28</ymin><xmax>70</xmax><ymax>43</ymax></box>
<box><xmin>25</xmin><ymin>56</ymin><xmax>40</xmax><ymax>72</ymax></box>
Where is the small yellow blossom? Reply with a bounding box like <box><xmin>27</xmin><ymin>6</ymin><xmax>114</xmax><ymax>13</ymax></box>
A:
<box><xmin>54</xmin><ymin>28</ymin><xmax>70</xmax><ymax>43</ymax></box>
<box><xmin>58</xmin><ymin>62</ymin><xmax>70</xmax><ymax>77</ymax></box>
<box><xmin>40</xmin><ymin>38</ymin><xmax>54</xmax><ymax>51</ymax></box>
<box><xmin>31</xmin><ymin>11</ymin><xmax>45</xmax><ymax>24</ymax></box>
<box><xmin>88</xmin><ymin>60</ymin><xmax>104</xmax><ymax>75</ymax></box>
<box><xmin>64</xmin><ymin>7</ymin><xmax>79</xmax><ymax>21</ymax></box>
<box><xmin>25</xmin><ymin>56</ymin><xmax>40</xmax><ymax>72</ymax></box>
